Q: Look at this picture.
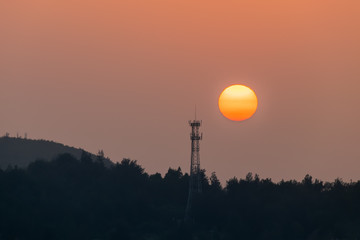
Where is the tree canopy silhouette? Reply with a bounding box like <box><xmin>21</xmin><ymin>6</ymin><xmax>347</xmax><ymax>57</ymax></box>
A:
<box><xmin>1</xmin><ymin>153</ymin><xmax>360</xmax><ymax>239</ymax></box>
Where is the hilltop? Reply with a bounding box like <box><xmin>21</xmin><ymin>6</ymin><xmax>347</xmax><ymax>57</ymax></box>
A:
<box><xmin>0</xmin><ymin>136</ymin><xmax>113</xmax><ymax>169</ymax></box>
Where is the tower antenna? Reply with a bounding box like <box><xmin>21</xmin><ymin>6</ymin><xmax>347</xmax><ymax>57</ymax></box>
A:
<box><xmin>185</xmin><ymin>113</ymin><xmax>203</xmax><ymax>222</ymax></box>
<box><xmin>195</xmin><ymin>104</ymin><xmax>197</xmax><ymax>120</ymax></box>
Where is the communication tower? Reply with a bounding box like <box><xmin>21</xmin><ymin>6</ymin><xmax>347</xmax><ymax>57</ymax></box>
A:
<box><xmin>185</xmin><ymin>117</ymin><xmax>203</xmax><ymax>221</ymax></box>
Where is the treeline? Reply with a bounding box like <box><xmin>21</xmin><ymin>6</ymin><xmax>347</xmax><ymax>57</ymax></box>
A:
<box><xmin>1</xmin><ymin>153</ymin><xmax>360</xmax><ymax>239</ymax></box>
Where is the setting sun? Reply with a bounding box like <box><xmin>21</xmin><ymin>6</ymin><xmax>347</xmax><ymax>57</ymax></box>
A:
<box><xmin>218</xmin><ymin>85</ymin><xmax>258</xmax><ymax>121</ymax></box>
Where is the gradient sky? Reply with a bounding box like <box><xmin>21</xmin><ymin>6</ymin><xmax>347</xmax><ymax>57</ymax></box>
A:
<box><xmin>1</xmin><ymin>1</ymin><xmax>360</xmax><ymax>183</ymax></box>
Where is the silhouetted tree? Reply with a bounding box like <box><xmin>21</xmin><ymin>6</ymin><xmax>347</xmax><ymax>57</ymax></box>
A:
<box><xmin>1</xmin><ymin>155</ymin><xmax>360</xmax><ymax>239</ymax></box>
<box><xmin>209</xmin><ymin>172</ymin><xmax>222</xmax><ymax>192</ymax></box>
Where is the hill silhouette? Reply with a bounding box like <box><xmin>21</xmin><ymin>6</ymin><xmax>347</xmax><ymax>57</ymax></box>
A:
<box><xmin>0</xmin><ymin>136</ymin><xmax>113</xmax><ymax>169</ymax></box>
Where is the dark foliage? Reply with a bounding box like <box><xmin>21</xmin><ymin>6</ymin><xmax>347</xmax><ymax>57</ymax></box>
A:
<box><xmin>1</xmin><ymin>154</ymin><xmax>360</xmax><ymax>239</ymax></box>
<box><xmin>0</xmin><ymin>137</ymin><xmax>113</xmax><ymax>169</ymax></box>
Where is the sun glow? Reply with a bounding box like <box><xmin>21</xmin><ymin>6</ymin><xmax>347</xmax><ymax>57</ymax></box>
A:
<box><xmin>218</xmin><ymin>85</ymin><xmax>258</xmax><ymax>121</ymax></box>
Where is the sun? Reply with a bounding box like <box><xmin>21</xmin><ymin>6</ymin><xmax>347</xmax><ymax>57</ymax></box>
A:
<box><xmin>218</xmin><ymin>84</ymin><xmax>258</xmax><ymax>121</ymax></box>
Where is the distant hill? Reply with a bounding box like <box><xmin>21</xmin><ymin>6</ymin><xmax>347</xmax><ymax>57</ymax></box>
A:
<box><xmin>0</xmin><ymin>137</ymin><xmax>113</xmax><ymax>169</ymax></box>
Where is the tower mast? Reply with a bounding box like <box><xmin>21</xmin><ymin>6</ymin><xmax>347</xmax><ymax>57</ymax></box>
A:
<box><xmin>185</xmin><ymin>115</ymin><xmax>202</xmax><ymax>222</ymax></box>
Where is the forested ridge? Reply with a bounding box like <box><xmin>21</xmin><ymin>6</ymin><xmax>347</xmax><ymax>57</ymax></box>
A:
<box><xmin>1</xmin><ymin>153</ymin><xmax>360</xmax><ymax>240</ymax></box>
<box><xmin>0</xmin><ymin>137</ymin><xmax>113</xmax><ymax>168</ymax></box>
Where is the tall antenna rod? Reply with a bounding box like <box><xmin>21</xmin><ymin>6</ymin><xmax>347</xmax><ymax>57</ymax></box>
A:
<box><xmin>195</xmin><ymin>104</ymin><xmax>197</xmax><ymax>120</ymax></box>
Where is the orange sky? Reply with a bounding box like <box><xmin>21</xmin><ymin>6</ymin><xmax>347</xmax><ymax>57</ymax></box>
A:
<box><xmin>1</xmin><ymin>1</ymin><xmax>360</xmax><ymax>182</ymax></box>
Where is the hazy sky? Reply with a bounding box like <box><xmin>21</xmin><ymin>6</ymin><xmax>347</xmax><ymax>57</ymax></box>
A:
<box><xmin>1</xmin><ymin>1</ymin><xmax>360</xmax><ymax>182</ymax></box>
